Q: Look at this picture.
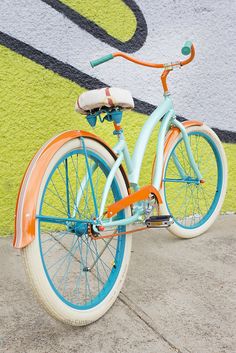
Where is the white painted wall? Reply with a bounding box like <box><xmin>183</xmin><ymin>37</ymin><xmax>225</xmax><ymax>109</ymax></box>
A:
<box><xmin>0</xmin><ymin>0</ymin><xmax>235</xmax><ymax>131</ymax></box>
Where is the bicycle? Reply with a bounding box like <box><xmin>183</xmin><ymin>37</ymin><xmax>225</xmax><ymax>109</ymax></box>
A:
<box><xmin>14</xmin><ymin>41</ymin><xmax>227</xmax><ymax>326</ymax></box>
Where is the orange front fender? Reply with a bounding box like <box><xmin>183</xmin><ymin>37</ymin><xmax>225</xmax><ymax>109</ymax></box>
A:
<box><xmin>164</xmin><ymin>120</ymin><xmax>203</xmax><ymax>159</ymax></box>
<box><xmin>14</xmin><ymin>130</ymin><xmax>129</xmax><ymax>249</ymax></box>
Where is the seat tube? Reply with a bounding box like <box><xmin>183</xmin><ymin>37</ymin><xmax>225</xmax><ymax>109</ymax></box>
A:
<box><xmin>129</xmin><ymin>96</ymin><xmax>172</xmax><ymax>185</ymax></box>
<box><xmin>99</xmin><ymin>152</ymin><xmax>124</xmax><ymax>218</ymax></box>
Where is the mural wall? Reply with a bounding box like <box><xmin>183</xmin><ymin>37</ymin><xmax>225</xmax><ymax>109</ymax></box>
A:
<box><xmin>0</xmin><ymin>0</ymin><xmax>235</xmax><ymax>234</ymax></box>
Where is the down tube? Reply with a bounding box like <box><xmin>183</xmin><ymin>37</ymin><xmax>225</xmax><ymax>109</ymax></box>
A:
<box><xmin>129</xmin><ymin>96</ymin><xmax>173</xmax><ymax>185</ymax></box>
<box><xmin>152</xmin><ymin>109</ymin><xmax>175</xmax><ymax>190</ymax></box>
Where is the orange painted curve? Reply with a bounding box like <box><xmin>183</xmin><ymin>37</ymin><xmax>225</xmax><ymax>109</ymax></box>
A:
<box><xmin>13</xmin><ymin>130</ymin><xmax>129</xmax><ymax>249</ymax></box>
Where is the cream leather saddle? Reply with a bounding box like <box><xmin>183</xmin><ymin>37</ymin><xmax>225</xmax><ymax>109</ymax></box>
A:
<box><xmin>75</xmin><ymin>87</ymin><xmax>134</xmax><ymax>115</ymax></box>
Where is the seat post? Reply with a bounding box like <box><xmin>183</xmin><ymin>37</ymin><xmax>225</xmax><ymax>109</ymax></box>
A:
<box><xmin>113</xmin><ymin>122</ymin><xmax>122</xmax><ymax>132</ymax></box>
<box><xmin>111</xmin><ymin>109</ymin><xmax>124</xmax><ymax>137</ymax></box>
<box><xmin>113</xmin><ymin>122</ymin><xmax>123</xmax><ymax>138</ymax></box>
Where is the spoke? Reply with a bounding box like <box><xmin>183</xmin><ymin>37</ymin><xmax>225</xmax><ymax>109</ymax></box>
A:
<box><xmin>189</xmin><ymin>186</ymin><xmax>196</xmax><ymax>225</ymax></box>
<box><xmin>82</xmin><ymin>176</ymin><xmax>94</xmax><ymax>219</ymax></box>
<box><xmin>182</xmin><ymin>185</ymin><xmax>191</xmax><ymax>224</ymax></box>
<box><xmin>41</xmin><ymin>230</ymin><xmax>68</xmax><ymax>244</ymax></box>
<box><xmin>93</xmin><ymin>168</ymin><xmax>104</xmax><ymax>213</ymax></box>
<box><xmin>89</xmin><ymin>232</ymin><xmax>116</xmax><ymax>271</ymax></box>
<box><xmin>57</xmin><ymin>164</ymin><xmax>80</xmax><ymax>218</ymax></box>
<box><xmin>90</xmin><ymin>239</ymin><xmax>110</xmax><ymax>280</ymax></box>
<box><xmin>178</xmin><ymin>141</ymin><xmax>188</xmax><ymax>173</ymax></box>
<box><xmin>70</xmin><ymin>154</ymin><xmax>89</xmax><ymax>218</ymax></box>
<box><xmin>84</xmin><ymin>237</ymin><xmax>92</xmax><ymax>302</ymax></box>
<box><xmin>101</xmin><ymin>238</ymin><xmax>116</xmax><ymax>257</ymax></box>
<box><xmin>195</xmin><ymin>186</ymin><xmax>203</xmax><ymax>221</ymax></box>
<box><xmin>57</xmin><ymin>237</ymin><xmax>79</xmax><ymax>292</ymax></box>
<box><xmin>81</xmin><ymin>237</ymin><xmax>111</xmax><ymax>274</ymax></box>
<box><xmin>199</xmin><ymin>185</ymin><xmax>210</xmax><ymax>211</ymax></box>
<box><xmin>168</xmin><ymin>184</ymin><xmax>188</xmax><ymax>216</ymax></box>
<box><xmin>42</xmin><ymin>200</ymin><xmax>66</xmax><ymax>216</ymax></box>
<box><xmin>71</xmin><ymin>155</ymin><xmax>79</xmax><ymax>214</ymax></box>
<box><xmin>165</xmin><ymin>183</ymin><xmax>186</xmax><ymax>203</ymax></box>
<box><xmin>64</xmin><ymin>159</ymin><xmax>71</xmax><ymax>217</ymax></box>
<box><xmin>47</xmin><ymin>235</ymin><xmax>79</xmax><ymax>277</ymax></box>
<box><xmin>76</xmin><ymin>238</ymin><xmax>85</xmax><ymax>298</ymax></box>
<box><xmin>48</xmin><ymin>179</ymin><xmax>68</xmax><ymax>214</ymax></box>
<box><xmin>43</xmin><ymin>233</ymin><xmax>69</xmax><ymax>257</ymax></box>
<box><xmin>81</xmin><ymin>138</ymin><xmax>99</xmax><ymax>217</ymax></box>
<box><xmin>87</xmin><ymin>237</ymin><xmax>103</xmax><ymax>291</ymax></box>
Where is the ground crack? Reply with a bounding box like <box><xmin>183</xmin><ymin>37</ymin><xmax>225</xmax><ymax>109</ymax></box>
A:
<box><xmin>118</xmin><ymin>291</ymin><xmax>193</xmax><ymax>353</ymax></box>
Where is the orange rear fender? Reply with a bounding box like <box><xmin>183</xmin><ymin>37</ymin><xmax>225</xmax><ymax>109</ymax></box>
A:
<box><xmin>14</xmin><ymin>130</ymin><xmax>129</xmax><ymax>249</ymax></box>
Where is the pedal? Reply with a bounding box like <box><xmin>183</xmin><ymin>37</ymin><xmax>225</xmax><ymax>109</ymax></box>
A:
<box><xmin>145</xmin><ymin>215</ymin><xmax>174</xmax><ymax>228</ymax></box>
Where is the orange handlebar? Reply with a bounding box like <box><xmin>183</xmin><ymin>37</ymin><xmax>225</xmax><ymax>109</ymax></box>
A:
<box><xmin>180</xmin><ymin>44</ymin><xmax>195</xmax><ymax>66</ymax></box>
<box><xmin>113</xmin><ymin>44</ymin><xmax>195</xmax><ymax>69</ymax></box>
<box><xmin>113</xmin><ymin>52</ymin><xmax>164</xmax><ymax>68</ymax></box>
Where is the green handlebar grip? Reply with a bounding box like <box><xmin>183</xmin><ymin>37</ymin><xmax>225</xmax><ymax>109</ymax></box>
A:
<box><xmin>181</xmin><ymin>41</ymin><xmax>192</xmax><ymax>56</ymax></box>
<box><xmin>90</xmin><ymin>54</ymin><xmax>114</xmax><ymax>68</ymax></box>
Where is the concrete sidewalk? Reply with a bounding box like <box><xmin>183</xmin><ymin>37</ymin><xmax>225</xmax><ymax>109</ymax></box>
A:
<box><xmin>0</xmin><ymin>215</ymin><xmax>235</xmax><ymax>353</ymax></box>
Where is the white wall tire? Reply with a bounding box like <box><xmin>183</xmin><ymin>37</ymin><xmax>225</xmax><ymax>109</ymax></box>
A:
<box><xmin>21</xmin><ymin>138</ymin><xmax>132</xmax><ymax>326</ymax></box>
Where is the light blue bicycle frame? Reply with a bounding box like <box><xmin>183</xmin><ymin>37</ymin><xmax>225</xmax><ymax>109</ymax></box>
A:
<box><xmin>77</xmin><ymin>94</ymin><xmax>202</xmax><ymax>228</ymax></box>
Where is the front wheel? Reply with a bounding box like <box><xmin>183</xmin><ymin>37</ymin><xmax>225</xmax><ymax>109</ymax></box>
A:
<box><xmin>22</xmin><ymin>137</ymin><xmax>132</xmax><ymax>325</ymax></box>
<box><xmin>161</xmin><ymin>124</ymin><xmax>227</xmax><ymax>238</ymax></box>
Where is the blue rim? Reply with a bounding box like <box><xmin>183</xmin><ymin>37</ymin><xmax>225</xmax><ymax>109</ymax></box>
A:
<box><xmin>38</xmin><ymin>148</ymin><xmax>126</xmax><ymax>310</ymax></box>
<box><xmin>164</xmin><ymin>131</ymin><xmax>223</xmax><ymax>229</ymax></box>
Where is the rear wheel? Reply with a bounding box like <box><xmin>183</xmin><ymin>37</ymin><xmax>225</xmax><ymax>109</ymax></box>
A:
<box><xmin>22</xmin><ymin>138</ymin><xmax>132</xmax><ymax>325</ymax></box>
<box><xmin>161</xmin><ymin>125</ymin><xmax>227</xmax><ymax>238</ymax></box>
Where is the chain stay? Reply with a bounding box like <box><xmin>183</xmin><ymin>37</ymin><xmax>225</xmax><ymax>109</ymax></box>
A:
<box><xmin>88</xmin><ymin>224</ymin><xmax>148</xmax><ymax>240</ymax></box>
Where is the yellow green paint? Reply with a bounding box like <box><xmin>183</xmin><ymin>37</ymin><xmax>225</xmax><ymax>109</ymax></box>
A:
<box><xmin>0</xmin><ymin>45</ymin><xmax>235</xmax><ymax>235</ymax></box>
<box><xmin>61</xmin><ymin>0</ymin><xmax>137</xmax><ymax>42</ymax></box>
